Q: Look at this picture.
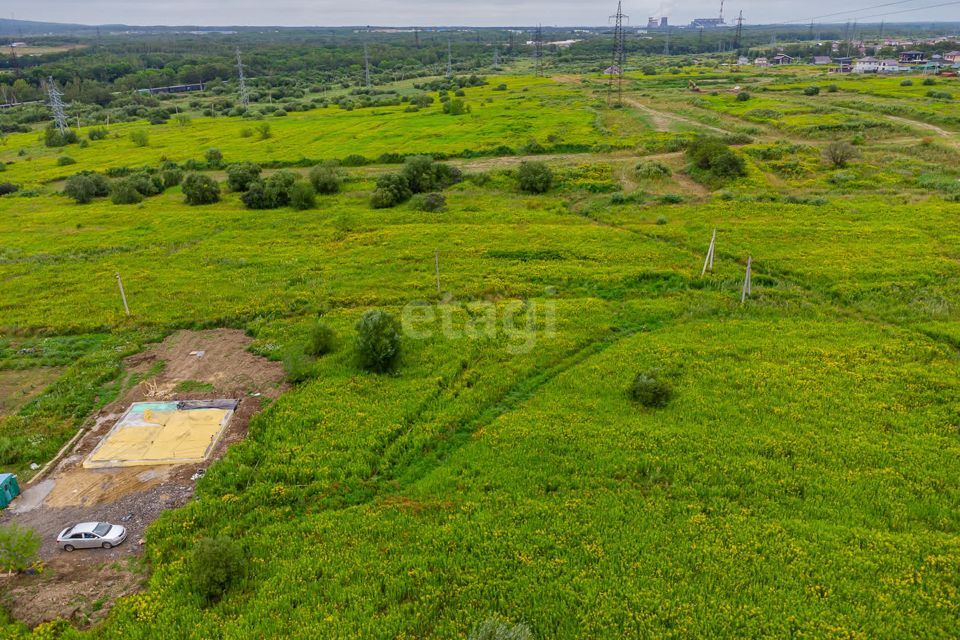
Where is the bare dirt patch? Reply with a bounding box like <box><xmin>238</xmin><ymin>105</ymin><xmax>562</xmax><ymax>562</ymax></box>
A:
<box><xmin>0</xmin><ymin>329</ymin><xmax>285</xmax><ymax>629</ymax></box>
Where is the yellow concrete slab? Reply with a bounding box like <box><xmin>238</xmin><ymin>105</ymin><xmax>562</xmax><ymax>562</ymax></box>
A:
<box><xmin>84</xmin><ymin>405</ymin><xmax>233</xmax><ymax>468</ymax></box>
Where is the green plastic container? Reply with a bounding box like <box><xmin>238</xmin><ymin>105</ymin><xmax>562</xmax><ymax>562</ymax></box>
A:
<box><xmin>0</xmin><ymin>473</ymin><xmax>20</xmax><ymax>509</ymax></box>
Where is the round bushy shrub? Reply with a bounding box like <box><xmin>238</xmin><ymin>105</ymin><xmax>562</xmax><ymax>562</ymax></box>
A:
<box><xmin>355</xmin><ymin>309</ymin><xmax>402</xmax><ymax>373</ymax></box>
<box><xmin>110</xmin><ymin>179</ymin><xmax>144</xmax><ymax>205</ymax></box>
<box><xmin>922</xmin><ymin>77</ymin><xmax>936</xmax><ymax>86</ymax></box>
<box><xmin>63</xmin><ymin>172</ymin><xmax>110</xmax><ymax>204</ymax></box>
<box><xmin>0</xmin><ymin>182</ymin><xmax>19</xmax><ymax>196</ymax></box>
<box><xmin>900</xmin><ymin>79</ymin><xmax>914</xmax><ymax>87</ymax></box>
<box><xmin>290</xmin><ymin>181</ymin><xmax>316</xmax><ymax>210</ymax></box>
<box><xmin>205</xmin><ymin>148</ymin><xmax>224</xmax><ymax>168</ymax></box>
<box><xmin>411</xmin><ymin>192</ymin><xmax>447</xmax><ymax>212</ymax></box>
<box><xmin>635</xmin><ymin>159</ymin><xmax>672</xmax><ymax>180</ymax></box>
<box><xmin>736</xmin><ymin>91</ymin><xmax>751</xmax><ymax>102</ymax></box>
<box><xmin>803</xmin><ymin>86</ymin><xmax>820</xmax><ymax>96</ymax></box>
<box><xmin>128</xmin><ymin>172</ymin><xmax>164</xmax><ymax>197</ymax></box>
<box><xmin>190</xmin><ymin>537</ymin><xmax>245</xmax><ymax>605</ymax></box>
<box><xmin>226</xmin><ymin>162</ymin><xmax>262</xmax><ymax>192</ymax></box>
<box><xmin>241</xmin><ymin>179</ymin><xmax>271</xmax><ymax>209</ymax></box>
<box><xmin>517</xmin><ymin>161</ymin><xmax>553</xmax><ymax>193</ymax></box>
<box><xmin>370</xmin><ymin>173</ymin><xmax>412</xmax><ymax>209</ymax></box>
<box><xmin>628</xmin><ymin>370</ymin><xmax>673</xmax><ymax>408</ymax></box>
<box><xmin>309</xmin><ymin>164</ymin><xmax>343</xmax><ymax>195</ymax></box>
<box><xmin>306</xmin><ymin>321</ymin><xmax>337</xmax><ymax>357</ymax></box>
<box><xmin>57</xmin><ymin>156</ymin><xmax>76</xmax><ymax>166</ymax></box>
<box><xmin>824</xmin><ymin>140</ymin><xmax>859</xmax><ymax>168</ymax></box>
<box><xmin>182</xmin><ymin>173</ymin><xmax>221</xmax><ymax>205</ymax></box>
<box><xmin>161</xmin><ymin>168</ymin><xmax>184</xmax><ymax>188</ymax></box>
<box><xmin>264</xmin><ymin>171</ymin><xmax>299</xmax><ymax>207</ymax></box>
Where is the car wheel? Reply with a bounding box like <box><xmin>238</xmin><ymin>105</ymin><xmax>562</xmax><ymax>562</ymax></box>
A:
<box><xmin>102</xmin><ymin>542</ymin><xmax>113</xmax><ymax>549</ymax></box>
<box><xmin>64</xmin><ymin>544</ymin><xmax>74</xmax><ymax>552</ymax></box>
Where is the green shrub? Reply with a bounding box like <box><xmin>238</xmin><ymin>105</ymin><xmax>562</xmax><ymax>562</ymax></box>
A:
<box><xmin>443</xmin><ymin>98</ymin><xmax>469</xmax><ymax>115</ymax></box>
<box><xmin>256</xmin><ymin>122</ymin><xmax>272</xmax><ymax>139</ymax></box>
<box><xmin>63</xmin><ymin>172</ymin><xmax>110</xmax><ymax>204</ymax></box>
<box><xmin>411</xmin><ymin>192</ymin><xmax>447</xmax><ymax>212</ymax></box>
<box><xmin>182</xmin><ymin>173</ymin><xmax>221</xmax><ymax>205</ymax></box>
<box><xmin>44</xmin><ymin>127</ymin><xmax>78</xmax><ymax>148</ymax></box>
<box><xmin>341</xmin><ymin>154</ymin><xmax>369</xmax><ymax>167</ymax></box>
<box><xmin>901</xmin><ymin>79</ymin><xmax>914</xmax><ymax>87</ymax></box>
<box><xmin>190</xmin><ymin>537</ymin><xmax>245</xmax><ymax>605</ymax></box>
<box><xmin>129</xmin><ymin>130</ymin><xmax>149</xmax><ymax>147</ymax></box>
<box><xmin>628</xmin><ymin>369</ymin><xmax>673</xmax><ymax>408</ymax></box>
<box><xmin>57</xmin><ymin>156</ymin><xmax>76</xmax><ymax>166</ymax></box>
<box><xmin>306</xmin><ymin>321</ymin><xmax>337</xmax><ymax>357</ymax></box>
<box><xmin>517</xmin><ymin>161</ymin><xmax>553</xmax><ymax>193</ymax></box>
<box><xmin>87</xmin><ymin>127</ymin><xmax>109</xmax><ymax>141</ymax></box>
<box><xmin>635</xmin><ymin>159</ymin><xmax>672</xmax><ymax>179</ymax></box>
<box><xmin>827</xmin><ymin>84</ymin><xmax>839</xmax><ymax>93</ymax></box>
<box><xmin>803</xmin><ymin>86</ymin><xmax>820</xmax><ymax>96</ymax></box>
<box><xmin>355</xmin><ymin>309</ymin><xmax>402</xmax><ymax>373</ymax></box>
<box><xmin>226</xmin><ymin>162</ymin><xmax>262</xmax><ymax>192</ymax></box>
<box><xmin>736</xmin><ymin>91</ymin><xmax>751</xmax><ymax>102</ymax></box>
<box><xmin>370</xmin><ymin>173</ymin><xmax>413</xmax><ymax>209</ymax></box>
<box><xmin>309</xmin><ymin>164</ymin><xmax>343</xmax><ymax>194</ymax></box>
<box><xmin>283</xmin><ymin>349</ymin><xmax>316</xmax><ymax>383</ymax></box>
<box><xmin>401</xmin><ymin>156</ymin><xmax>462</xmax><ymax>194</ymax></box>
<box><xmin>161</xmin><ymin>168</ymin><xmax>184</xmax><ymax>188</ymax></box>
<box><xmin>110</xmin><ymin>179</ymin><xmax>144</xmax><ymax>205</ymax></box>
<box><xmin>686</xmin><ymin>137</ymin><xmax>747</xmax><ymax>180</ymax></box>
<box><xmin>241</xmin><ymin>179</ymin><xmax>271</xmax><ymax>209</ymax></box>
<box><xmin>0</xmin><ymin>183</ymin><xmax>19</xmax><ymax>196</ymax></box>
<box><xmin>290</xmin><ymin>181</ymin><xmax>316</xmax><ymax>210</ymax></box>
<box><xmin>264</xmin><ymin>171</ymin><xmax>299</xmax><ymax>207</ymax></box>
<box><xmin>927</xmin><ymin>90</ymin><xmax>953</xmax><ymax>100</ymax></box>
<box><xmin>0</xmin><ymin>523</ymin><xmax>41</xmax><ymax>573</ymax></box>
<box><xmin>922</xmin><ymin>77</ymin><xmax>936</xmax><ymax>86</ymax></box>
<box><xmin>128</xmin><ymin>172</ymin><xmax>164</xmax><ymax>196</ymax></box>
<box><xmin>205</xmin><ymin>148</ymin><xmax>224</xmax><ymax>168</ymax></box>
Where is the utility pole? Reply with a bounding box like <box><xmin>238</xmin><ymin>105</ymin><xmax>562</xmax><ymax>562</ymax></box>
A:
<box><xmin>740</xmin><ymin>257</ymin><xmax>752</xmax><ymax>304</ymax></box>
<box><xmin>608</xmin><ymin>2</ymin><xmax>628</xmax><ymax>107</ymax></box>
<box><xmin>116</xmin><ymin>273</ymin><xmax>131</xmax><ymax>316</ymax></box>
<box><xmin>235</xmin><ymin>47</ymin><xmax>249</xmax><ymax>111</ymax></box>
<box><xmin>44</xmin><ymin>77</ymin><xmax>69</xmax><ymax>135</ymax></box>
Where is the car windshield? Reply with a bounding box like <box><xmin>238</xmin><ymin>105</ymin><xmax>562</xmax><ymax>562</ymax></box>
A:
<box><xmin>93</xmin><ymin>523</ymin><xmax>111</xmax><ymax>536</ymax></box>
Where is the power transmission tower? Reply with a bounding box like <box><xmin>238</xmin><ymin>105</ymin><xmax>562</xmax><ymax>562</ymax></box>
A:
<box><xmin>364</xmin><ymin>43</ymin><xmax>372</xmax><ymax>88</ymax></box>
<box><xmin>698</xmin><ymin>27</ymin><xmax>704</xmax><ymax>52</ymax></box>
<box><xmin>533</xmin><ymin>25</ymin><xmax>544</xmax><ymax>77</ymax></box>
<box><xmin>608</xmin><ymin>2</ymin><xmax>627</xmax><ymax>107</ymax></box>
<box><xmin>447</xmin><ymin>38</ymin><xmax>453</xmax><ymax>78</ymax></box>
<box><xmin>235</xmin><ymin>47</ymin><xmax>249</xmax><ymax>111</ymax></box>
<box><xmin>44</xmin><ymin>77</ymin><xmax>69</xmax><ymax>135</ymax></box>
<box><xmin>493</xmin><ymin>45</ymin><xmax>501</xmax><ymax>69</ymax></box>
<box><xmin>9</xmin><ymin>45</ymin><xmax>21</xmax><ymax>78</ymax></box>
<box><xmin>414</xmin><ymin>27</ymin><xmax>420</xmax><ymax>48</ymax></box>
<box><xmin>733</xmin><ymin>11</ymin><xmax>743</xmax><ymax>52</ymax></box>
<box><xmin>663</xmin><ymin>27</ymin><xmax>670</xmax><ymax>56</ymax></box>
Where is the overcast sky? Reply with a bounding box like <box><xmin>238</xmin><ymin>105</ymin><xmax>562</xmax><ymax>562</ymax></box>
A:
<box><xmin>3</xmin><ymin>0</ymin><xmax>956</xmax><ymax>27</ymax></box>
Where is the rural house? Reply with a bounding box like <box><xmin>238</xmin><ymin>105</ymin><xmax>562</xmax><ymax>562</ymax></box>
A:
<box><xmin>853</xmin><ymin>56</ymin><xmax>879</xmax><ymax>73</ymax></box>
<box><xmin>899</xmin><ymin>51</ymin><xmax>926</xmax><ymax>63</ymax></box>
<box><xmin>771</xmin><ymin>53</ymin><xmax>794</xmax><ymax>65</ymax></box>
<box><xmin>877</xmin><ymin>59</ymin><xmax>904</xmax><ymax>73</ymax></box>
<box><xmin>944</xmin><ymin>51</ymin><xmax>960</xmax><ymax>63</ymax></box>
<box><xmin>812</xmin><ymin>56</ymin><xmax>832</xmax><ymax>65</ymax></box>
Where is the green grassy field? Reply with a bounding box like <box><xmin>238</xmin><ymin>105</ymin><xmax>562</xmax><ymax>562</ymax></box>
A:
<box><xmin>2</xmin><ymin>68</ymin><xmax>960</xmax><ymax>638</ymax></box>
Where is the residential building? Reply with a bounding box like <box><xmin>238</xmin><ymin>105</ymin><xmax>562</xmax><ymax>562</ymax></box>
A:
<box><xmin>899</xmin><ymin>51</ymin><xmax>926</xmax><ymax>63</ymax></box>
<box><xmin>853</xmin><ymin>56</ymin><xmax>879</xmax><ymax>73</ymax></box>
<box><xmin>944</xmin><ymin>51</ymin><xmax>960</xmax><ymax>63</ymax></box>
<box><xmin>771</xmin><ymin>54</ymin><xmax>794</xmax><ymax>65</ymax></box>
<box><xmin>813</xmin><ymin>56</ymin><xmax>832</xmax><ymax>65</ymax></box>
<box><xmin>877</xmin><ymin>59</ymin><xmax>903</xmax><ymax>73</ymax></box>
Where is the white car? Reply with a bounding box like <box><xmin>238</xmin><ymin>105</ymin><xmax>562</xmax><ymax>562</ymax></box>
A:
<box><xmin>57</xmin><ymin>522</ymin><xmax>127</xmax><ymax>551</ymax></box>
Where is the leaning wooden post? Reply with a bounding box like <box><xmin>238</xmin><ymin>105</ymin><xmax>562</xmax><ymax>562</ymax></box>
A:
<box><xmin>740</xmin><ymin>257</ymin><xmax>752</xmax><ymax>304</ymax></box>
<box><xmin>116</xmin><ymin>272</ymin><xmax>131</xmax><ymax>316</ymax></box>
<box><xmin>434</xmin><ymin>250</ymin><xmax>441</xmax><ymax>294</ymax></box>
<box><xmin>701</xmin><ymin>229</ymin><xmax>717</xmax><ymax>277</ymax></box>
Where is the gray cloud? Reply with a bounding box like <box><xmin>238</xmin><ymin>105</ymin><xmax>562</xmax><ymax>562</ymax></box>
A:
<box><xmin>4</xmin><ymin>0</ymin><xmax>955</xmax><ymax>27</ymax></box>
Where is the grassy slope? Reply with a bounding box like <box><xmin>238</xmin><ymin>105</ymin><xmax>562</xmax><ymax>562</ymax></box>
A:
<box><xmin>2</xmin><ymin>72</ymin><xmax>960</xmax><ymax>638</ymax></box>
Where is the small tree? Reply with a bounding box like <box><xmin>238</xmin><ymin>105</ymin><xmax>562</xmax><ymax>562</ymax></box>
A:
<box><xmin>182</xmin><ymin>173</ymin><xmax>221</xmax><ymax>205</ymax></box>
<box><xmin>226</xmin><ymin>162</ymin><xmax>262</xmax><ymax>192</ymax></box>
<box><xmin>370</xmin><ymin>173</ymin><xmax>412</xmax><ymax>209</ymax></box>
<box><xmin>190</xmin><ymin>536</ymin><xmax>245</xmax><ymax>605</ymax></box>
<box><xmin>517</xmin><ymin>161</ymin><xmax>553</xmax><ymax>194</ymax></box>
<box><xmin>256</xmin><ymin>122</ymin><xmax>272</xmax><ymax>140</ymax></box>
<box><xmin>205</xmin><ymin>148</ymin><xmax>224</xmax><ymax>169</ymax></box>
<box><xmin>309</xmin><ymin>163</ymin><xmax>343</xmax><ymax>195</ymax></box>
<box><xmin>64</xmin><ymin>172</ymin><xmax>110</xmax><ymax>204</ymax></box>
<box><xmin>0</xmin><ymin>523</ymin><xmax>41</xmax><ymax>574</ymax></box>
<box><xmin>43</xmin><ymin>127</ymin><xmax>78</xmax><ymax>148</ymax></box>
<box><xmin>355</xmin><ymin>309</ymin><xmax>402</xmax><ymax>373</ymax></box>
<box><xmin>306</xmin><ymin>320</ymin><xmax>337</xmax><ymax>357</ymax></box>
<box><xmin>290</xmin><ymin>181</ymin><xmax>316</xmax><ymax>210</ymax></box>
<box><xmin>264</xmin><ymin>171</ymin><xmax>299</xmax><ymax>207</ymax></box>
<box><xmin>824</xmin><ymin>141</ymin><xmax>859</xmax><ymax>168</ymax></box>
<box><xmin>241</xmin><ymin>179</ymin><xmax>271</xmax><ymax>209</ymax></box>
<box><xmin>628</xmin><ymin>370</ymin><xmax>673</xmax><ymax>408</ymax></box>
